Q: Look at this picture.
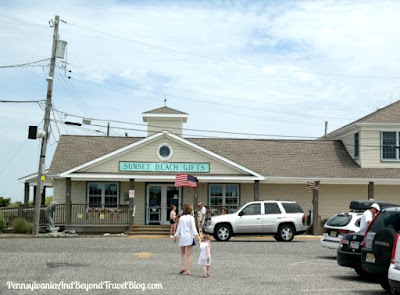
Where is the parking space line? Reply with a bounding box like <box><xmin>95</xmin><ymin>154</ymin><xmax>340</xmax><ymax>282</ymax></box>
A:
<box><xmin>301</xmin><ymin>289</ymin><xmax>369</xmax><ymax>292</ymax></box>
<box><xmin>291</xmin><ymin>261</ymin><xmax>333</xmax><ymax>266</ymax></box>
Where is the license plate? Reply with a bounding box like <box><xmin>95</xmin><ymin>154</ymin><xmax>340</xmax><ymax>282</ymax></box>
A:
<box><xmin>366</xmin><ymin>253</ymin><xmax>375</xmax><ymax>263</ymax></box>
<box><xmin>330</xmin><ymin>231</ymin><xmax>337</xmax><ymax>237</ymax></box>
<box><xmin>350</xmin><ymin>241</ymin><xmax>360</xmax><ymax>249</ymax></box>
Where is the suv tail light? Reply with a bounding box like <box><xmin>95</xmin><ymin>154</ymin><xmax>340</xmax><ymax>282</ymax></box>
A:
<box><xmin>302</xmin><ymin>214</ymin><xmax>305</xmax><ymax>225</ymax></box>
<box><xmin>392</xmin><ymin>234</ymin><xmax>400</xmax><ymax>264</ymax></box>
<box><xmin>323</xmin><ymin>227</ymin><xmax>328</xmax><ymax>233</ymax></box>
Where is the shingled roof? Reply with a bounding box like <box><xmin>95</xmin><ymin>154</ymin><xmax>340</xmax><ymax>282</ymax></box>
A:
<box><xmin>49</xmin><ymin>135</ymin><xmax>400</xmax><ymax>179</ymax></box>
<box><xmin>327</xmin><ymin>100</ymin><xmax>400</xmax><ymax>137</ymax></box>
<box><xmin>142</xmin><ymin>106</ymin><xmax>187</xmax><ymax>115</ymax></box>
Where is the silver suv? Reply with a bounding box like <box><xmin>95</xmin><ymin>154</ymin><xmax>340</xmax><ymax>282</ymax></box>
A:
<box><xmin>203</xmin><ymin>200</ymin><xmax>307</xmax><ymax>241</ymax></box>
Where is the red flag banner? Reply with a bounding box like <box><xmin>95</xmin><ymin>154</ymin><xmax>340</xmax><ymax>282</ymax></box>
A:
<box><xmin>175</xmin><ymin>174</ymin><xmax>198</xmax><ymax>188</ymax></box>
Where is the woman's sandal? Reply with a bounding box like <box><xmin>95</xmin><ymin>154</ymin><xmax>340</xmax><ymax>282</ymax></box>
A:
<box><xmin>187</xmin><ymin>272</ymin><xmax>192</xmax><ymax>276</ymax></box>
<box><xmin>179</xmin><ymin>269</ymin><xmax>185</xmax><ymax>274</ymax></box>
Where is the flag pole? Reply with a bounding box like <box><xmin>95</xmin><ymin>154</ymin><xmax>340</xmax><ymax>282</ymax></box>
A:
<box><xmin>193</xmin><ymin>185</ymin><xmax>199</xmax><ymax>232</ymax></box>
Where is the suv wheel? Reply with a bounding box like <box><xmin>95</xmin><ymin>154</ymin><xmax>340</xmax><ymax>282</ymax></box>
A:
<box><xmin>379</xmin><ymin>278</ymin><xmax>391</xmax><ymax>293</ymax></box>
<box><xmin>354</xmin><ymin>267</ymin><xmax>371</xmax><ymax>278</ymax></box>
<box><xmin>373</xmin><ymin>228</ymin><xmax>397</xmax><ymax>265</ymax></box>
<box><xmin>214</xmin><ymin>224</ymin><xmax>231</xmax><ymax>241</ymax></box>
<box><xmin>274</xmin><ymin>235</ymin><xmax>282</xmax><ymax>241</ymax></box>
<box><xmin>278</xmin><ymin>224</ymin><xmax>295</xmax><ymax>242</ymax></box>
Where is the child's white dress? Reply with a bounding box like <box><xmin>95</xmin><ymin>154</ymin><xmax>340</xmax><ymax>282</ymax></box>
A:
<box><xmin>198</xmin><ymin>242</ymin><xmax>211</xmax><ymax>265</ymax></box>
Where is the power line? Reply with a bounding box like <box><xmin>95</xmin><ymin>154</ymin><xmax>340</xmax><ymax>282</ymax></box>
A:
<box><xmin>55</xmin><ymin>73</ymin><xmax>96</xmax><ymax>118</ymax></box>
<box><xmin>52</xmin><ymin>109</ymin><xmax>320</xmax><ymax>139</ymax></box>
<box><xmin>52</xmin><ymin>110</ymin><xmax>395</xmax><ymax>149</ymax></box>
<box><xmin>0</xmin><ymin>100</ymin><xmax>45</xmax><ymax>103</ymax></box>
<box><xmin>0</xmin><ymin>58</ymin><xmax>49</xmax><ymax>69</ymax></box>
<box><xmin>62</xmin><ymin>71</ymin><xmax>352</xmax><ymax>120</ymax></box>
<box><xmin>63</xmin><ymin>61</ymin><xmax>358</xmax><ymax>114</ymax></box>
<box><xmin>63</xmin><ymin>20</ymin><xmax>400</xmax><ymax>80</ymax></box>
<box><xmin>0</xmin><ymin>140</ymin><xmax>28</xmax><ymax>175</ymax></box>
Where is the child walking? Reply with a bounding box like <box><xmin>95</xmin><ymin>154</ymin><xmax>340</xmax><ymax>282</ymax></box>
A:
<box><xmin>170</xmin><ymin>205</ymin><xmax>177</xmax><ymax>238</ymax></box>
<box><xmin>198</xmin><ymin>234</ymin><xmax>212</xmax><ymax>278</ymax></box>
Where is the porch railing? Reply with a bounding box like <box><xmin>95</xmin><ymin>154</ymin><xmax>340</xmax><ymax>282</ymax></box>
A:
<box><xmin>0</xmin><ymin>205</ymin><xmax>66</xmax><ymax>228</ymax></box>
<box><xmin>70</xmin><ymin>204</ymin><xmax>129</xmax><ymax>224</ymax></box>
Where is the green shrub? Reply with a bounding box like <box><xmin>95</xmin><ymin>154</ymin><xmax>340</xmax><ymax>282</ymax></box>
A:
<box><xmin>0</xmin><ymin>214</ymin><xmax>6</xmax><ymax>232</ymax></box>
<box><xmin>12</xmin><ymin>218</ymin><xmax>33</xmax><ymax>234</ymax></box>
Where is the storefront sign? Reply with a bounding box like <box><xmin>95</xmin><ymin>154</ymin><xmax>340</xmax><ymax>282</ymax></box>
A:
<box><xmin>119</xmin><ymin>162</ymin><xmax>210</xmax><ymax>173</ymax></box>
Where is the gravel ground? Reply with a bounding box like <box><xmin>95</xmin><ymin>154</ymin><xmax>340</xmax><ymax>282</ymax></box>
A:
<box><xmin>0</xmin><ymin>237</ymin><xmax>388</xmax><ymax>295</ymax></box>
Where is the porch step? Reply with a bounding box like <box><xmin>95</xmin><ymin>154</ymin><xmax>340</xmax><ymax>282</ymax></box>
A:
<box><xmin>129</xmin><ymin>225</ymin><xmax>171</xmax><ymax>237</ymax></box>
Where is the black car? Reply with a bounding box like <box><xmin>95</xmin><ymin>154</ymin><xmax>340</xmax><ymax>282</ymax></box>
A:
<box><xmin>361</xmin><ymin>207</ymin><xmax>400</xmax><ymax>291</ymax></box>
<box><xmin>337</xmin><ymin>200</ymin><xmax>399</xmax><ymax>277</ymax></box>
<box><xmin>337</xmin><ymin>227</ymin><xmax>367</xmax><ymax>276</ymax></box>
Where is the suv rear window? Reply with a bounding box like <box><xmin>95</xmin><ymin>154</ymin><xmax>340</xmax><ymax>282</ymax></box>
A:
<box><xmin>370</xmin><ymin>211</ymin><xmax>400</xmax><ymax>233</ymax></box>
<box><xmin>326</xmin><ymin>214</ymin><xmax>352</xmax><ymax>226</ymax></box>
<box><xmin>281</xmin><ymin>203</ymin><xmax>303</xmax><ymax>213</ymax></box>
<box><xmin>264</xmin><ymin>203</ymin><xmax>281</xmax><ymax>214</ymax></box>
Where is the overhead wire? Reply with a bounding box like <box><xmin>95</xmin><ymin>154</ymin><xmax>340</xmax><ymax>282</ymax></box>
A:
<box><xmin>0</xmin><ymin>99</ymin><xmax>45</xmax><ymax>104</ymax></box>
<box><xmin>0</xmin><ymin>140</ymin><xmax>29</xmax><ymax>175</ymax></box>
<box><xmin>62</xmin><ymin>71</ymin><xmax>352</xmax><ymax>121</ymax></box>
<box><xmin>0</xmin><ymin>58</ymin><xmax>50</xmax><ymax>69</ymax></box>
<box><xmin>61</xmin><ymin>62</ymin><xmax>361</xmax><ymax>114</ymax></box>
<box><xmin>63</xmin><ymin>21</ymin><xmax>400</xmax><ymax>80</ymax></box>
<box><xmin>55</xmin><ymin>73</ymin><xmax>96</xmax><ymax>118</ymax></box>
<box><xmin>52</xmin><ymin>108</ymin><xmax>320</xmax><ymax>139</ymax></box>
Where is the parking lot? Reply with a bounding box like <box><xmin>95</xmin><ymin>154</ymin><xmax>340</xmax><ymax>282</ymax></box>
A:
<box><xmin>0</xmin><ymin>236</ymin><xmax>388</xmax><ymax>294</ymax></box>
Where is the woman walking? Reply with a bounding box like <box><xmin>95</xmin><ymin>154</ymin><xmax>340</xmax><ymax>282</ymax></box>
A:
<box><xmin>173</xmin><ymin>204</ymin><xmax>199</xmax><ymax>276</ymax></box>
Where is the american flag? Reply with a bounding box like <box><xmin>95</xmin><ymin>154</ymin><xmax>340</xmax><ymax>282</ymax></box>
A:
<box><xmin>306</xmin><ymin>181</ymin><xmax>320</xmax><ymax>192</ymax></box>
<box><xmin>175</xmin><ymin>174</ymin><xmax>198</xmax><ymax>188</ymax></box>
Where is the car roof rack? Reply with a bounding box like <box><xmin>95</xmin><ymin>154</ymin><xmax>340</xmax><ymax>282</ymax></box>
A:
<box><xmin>349</xmin><ymin>200</ymin><xmax>400</xmax><ymax>212</ymax></box>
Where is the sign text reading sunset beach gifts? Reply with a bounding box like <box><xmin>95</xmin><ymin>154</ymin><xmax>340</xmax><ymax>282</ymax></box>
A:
<box><xmin>119</xmin><ymin>162</ymin><xmax>209</xmax><ymax>173</ymax></box>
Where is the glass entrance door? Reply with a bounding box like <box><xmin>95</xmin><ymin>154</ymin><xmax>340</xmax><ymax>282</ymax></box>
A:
<box><xmin>148</xmin><ymin>186</ymin><xmax>162</xmax><ymax>224</ymax></box>
<box><xmin>147</xmin><ymin>184</ymin><xmax>180</xmax><ymax>225</ymax></box>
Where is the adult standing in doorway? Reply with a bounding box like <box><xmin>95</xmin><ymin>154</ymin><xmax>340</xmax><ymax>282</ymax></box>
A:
<box><xmin>199</xmin><ymin>202</ymin><xmax>207</xmax><ymax>232</ymax></box>
<box><xmin>174</xmin><ymin>204</ymin><xmax>199</xmax><ymax>276</ymax></box>
<box><xmin>360</xmin><ymin>203</ymin><xmax>380</xmax><ymax>231</ymax></box>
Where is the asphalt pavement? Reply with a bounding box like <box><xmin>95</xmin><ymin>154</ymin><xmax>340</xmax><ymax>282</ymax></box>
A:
<box><xmin>0</xmin><ymin>236</ymin><xmax>389</xmax><ymax>294</ymax></box>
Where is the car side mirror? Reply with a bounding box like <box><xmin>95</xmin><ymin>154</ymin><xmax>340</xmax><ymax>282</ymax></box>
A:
<box><xmin>238</xmin><ymin>211</ymin><xmax>244</xmax><ymax>216</ymax></box>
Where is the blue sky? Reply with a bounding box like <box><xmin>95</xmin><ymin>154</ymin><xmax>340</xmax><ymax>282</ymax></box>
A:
<box><xmin>1</xmin><ymin>0</ymin><xmax>400</xmax><ymax>202</ymax></box>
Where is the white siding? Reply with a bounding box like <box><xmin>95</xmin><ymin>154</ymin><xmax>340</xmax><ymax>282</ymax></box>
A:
<box><xmin>53</xmin><ymin>179</ymin><xmax>66</xmax><ymax>204</ymax></box>
<box><xmin>82</xmin><ymin>137</ymin><xmax>244</xmax><ymax>175</ymax></box>
<box><xmin>361</xmin><ymin>130</ymin><xmax>400</xmax><ymax>168</ymax></box>
<box><xmin>122</xmin><ymin>182</ymin><xmax>145</xmax><ymax>225</ymax></box>
<box><xmin>375</xmin><ymin>186</ymin><xmax>400</xmax><ymax>204</ymax></box>
<box><xmin>341</xmin><ymin>132</ymin><xmax>357</xmax><ymax>163</ymax></box>
<box><xmin>147</xmin><ymin>118</ymin><xmax>183</xmax><ymax>136</ymax></box>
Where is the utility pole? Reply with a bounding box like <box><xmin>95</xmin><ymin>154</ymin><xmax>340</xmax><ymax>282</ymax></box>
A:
<box><xmin>33</xmin><ymin>15</ymin><xmax>60</xmax><ymax>235</ymax></box>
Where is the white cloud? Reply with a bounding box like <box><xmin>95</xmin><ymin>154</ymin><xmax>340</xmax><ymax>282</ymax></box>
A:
<box><xmin>1</xmin><ymin>0</ymin><xmax>400</xmax><ymax>200</ymax></box>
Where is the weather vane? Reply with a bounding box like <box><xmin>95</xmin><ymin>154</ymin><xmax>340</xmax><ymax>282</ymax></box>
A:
<box><xmin>164</xmin><ymin>95</ymin><xmax>167</xmax><ymax>107</ymax></box>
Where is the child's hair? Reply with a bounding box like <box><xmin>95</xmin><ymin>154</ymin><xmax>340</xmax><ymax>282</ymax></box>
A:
<box><xmin>203</xmin><ymin>234</ymin><xmax>212</xmax><ymax>241</ymax></box>
<box><xmin>171</xmin><ymin>204</ymin><xmax>176</xmax><ymax>210</ymax></box>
